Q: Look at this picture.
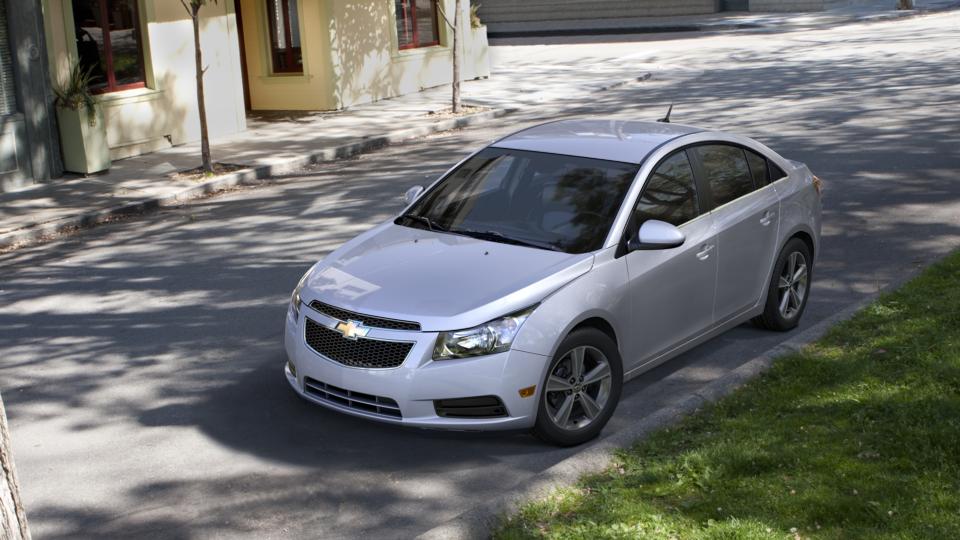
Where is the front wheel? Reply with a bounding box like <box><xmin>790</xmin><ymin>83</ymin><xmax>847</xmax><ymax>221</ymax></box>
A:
<box><xmin>753</xmin><ymin>238</ymin><xmax>813</xmax><ymax>331</ymax></box>
<box><xmin>532</xmin><ymin>328</ymin><xmax>623</xmax><ymax>447</ymax></box>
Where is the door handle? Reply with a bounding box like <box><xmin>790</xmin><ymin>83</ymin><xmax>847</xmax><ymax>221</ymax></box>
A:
<box><xmin>696</xmin><ymin>244</ymin><xmax>715</xmax><ymax>260</ymax></box>
<box><xmin>760</xmin><ymin>210</ymin><xmax>775</xmax><ymax>226</ymax></box>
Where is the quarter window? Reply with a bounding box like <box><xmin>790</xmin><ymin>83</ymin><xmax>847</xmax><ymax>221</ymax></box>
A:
<box><xmin>72</xmin><ymin>0</ymin><xmax>146</xmax><ymax>93</ymax></box>
<box><xmin>266</xmin><ymin>0</ymin><xmax>303</xmax><ymax>73</ymax></box>
<box><xmin>695</xmin><ymin>145</ymin><xmax>754</xmax><ymax>207</ymax></box>
<box><xmin>395</xmin><ymin>0</ymin><xmax>440</xmax><ymax>50</ymax></box>
<box><xmin>744</xmin><ymin>149</ymin><xmax>769</xmax><ymax>189</ymax></box>
<box><xmin>769</xmin><ymin>162</ymin><xmax>787</xmax><ymax>182</ymax></box>
<box><xmin>634</xmin><ymin>150</ymin><xmax>699</xmax><ymax>227</ymax></box>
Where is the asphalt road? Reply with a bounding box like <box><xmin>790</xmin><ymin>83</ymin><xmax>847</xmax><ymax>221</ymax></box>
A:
<box><xmin>2</xmin><ymin>13</ymin><xmax>959</xmax><ymax>539</ymax></box>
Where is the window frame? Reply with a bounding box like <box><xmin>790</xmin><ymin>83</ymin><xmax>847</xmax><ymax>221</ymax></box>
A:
<box><xmin>72</xmin><ymin>0</ymin><xmax>147</xmax><ymax>94</ymax></box>
<box><xmin>265</xmin><ymin>0</ymin><xmax>303</xmax><ymax>74</ymax></box>
<box><xmin>630</xmin><ymin>148</ymin><xmax>702</xmax><ymax>229</ymax></box>
<box><xmin>395</xmin><ymin>0</ymin><xmax>441</xmax><ymax>51</ymax></box>
<box><xmin>688</xmin><ymin>142</ymin><xmax>787</xmax><ymax>212</ymax></box>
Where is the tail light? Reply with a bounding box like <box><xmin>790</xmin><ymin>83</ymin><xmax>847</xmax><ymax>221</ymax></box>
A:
<box><xmin>812</xmin><ymin>175</ymin><xmax>823</xmax><ymax>196</ymax></box>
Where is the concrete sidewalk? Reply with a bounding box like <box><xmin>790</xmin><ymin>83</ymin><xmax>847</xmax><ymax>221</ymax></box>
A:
<box><xmin>0</xmin><ymin>92</ymin><xmax>513</xmax><ymax>250</ymax></box>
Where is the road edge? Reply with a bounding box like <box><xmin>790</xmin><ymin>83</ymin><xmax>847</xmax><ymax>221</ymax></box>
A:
<box><xmin>416</xmin><ymin>264</ymin><xmax>932</xmax><ymax>540</ymax></box>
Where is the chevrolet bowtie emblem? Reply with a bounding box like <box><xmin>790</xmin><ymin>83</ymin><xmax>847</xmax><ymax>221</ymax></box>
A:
<box><xmin>334</xmin><ymin>319</ymin><xmax>371</xmax><ymax>340</ymax></box>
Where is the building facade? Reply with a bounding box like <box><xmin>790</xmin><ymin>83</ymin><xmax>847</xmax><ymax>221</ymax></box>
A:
<box><xmin>1</xmin><ymin>0</ymin><xmax>60</xmax><ymax>191</ymax></box>
<box><xmin>237</xmin><ymin>0</ymin><xmax>490</xmax><ymax>110</ymax></box>
<box><xmin>33</xmin><ymin>0</ymin><xmax>490</xmax><ymax>176</ymax></box>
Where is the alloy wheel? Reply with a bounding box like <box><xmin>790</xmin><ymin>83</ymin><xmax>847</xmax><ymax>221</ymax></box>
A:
<box><xmin>544</xmin><ymin>345</ymin><xmax>613</xmax><ymax>431</ymax></box>
<box><xmin>777</xmin><ymin>251</ymin><xmax>808</xmax><ymax>319</ymax></box>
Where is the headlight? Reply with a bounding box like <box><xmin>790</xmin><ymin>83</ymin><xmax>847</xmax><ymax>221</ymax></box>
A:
<box><xmin>433</xmin><ymin>306</ymin><xmax>537</xmax><ymax>360</ymax></box>
<box><xmin>290</xmin><ymin>271</ymin><xmax>310</xmax><ymax>319</ymax></box>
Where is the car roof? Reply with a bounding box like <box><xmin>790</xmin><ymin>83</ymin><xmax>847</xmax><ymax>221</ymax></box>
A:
<box><xmin>490</xmin><ymin>119</ymin><xmax>702</xmax><ymax>165</ymax></box>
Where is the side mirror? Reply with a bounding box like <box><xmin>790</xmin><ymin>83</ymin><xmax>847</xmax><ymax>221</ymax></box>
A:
<box><xmin>629</xmin><ymin>219</ymin><xmax>685</xmax><ymax>251</ymax></box>
<box><xmin>403</xmin><ymin>185</ymin><xmax>424</xmax><ymax>205</ymax></box>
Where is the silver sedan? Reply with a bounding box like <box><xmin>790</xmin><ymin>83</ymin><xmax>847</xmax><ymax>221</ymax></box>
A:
<box><xmin>284</xmin><ymin>119</ymin><xmax>822</xmax><ymax>446</ymax></box>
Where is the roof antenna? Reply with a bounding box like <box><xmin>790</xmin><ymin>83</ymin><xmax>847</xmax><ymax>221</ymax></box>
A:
<box><xmin>658</xmin><ymin>103</ymin><xmax>674</xmax><ymax>123</ymax></box>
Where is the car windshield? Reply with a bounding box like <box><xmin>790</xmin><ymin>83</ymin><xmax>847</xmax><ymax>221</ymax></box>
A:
<box><xmin>396</xmin><ymin>148</ymin><xmax>639</xmax><ymax>254</ymax></box>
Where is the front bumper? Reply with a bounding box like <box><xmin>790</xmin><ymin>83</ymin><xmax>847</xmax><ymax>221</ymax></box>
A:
<box><xmin>283</xmin><ymin>303</ymin><xmax>549</xmax><ymax>430</ymax></box>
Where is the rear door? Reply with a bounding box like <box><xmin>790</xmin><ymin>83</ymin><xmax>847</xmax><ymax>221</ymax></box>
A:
<box><xmin>691</xmin><ymin>144</ymin><xmax>780</xmax><ymax>324</ymax></box>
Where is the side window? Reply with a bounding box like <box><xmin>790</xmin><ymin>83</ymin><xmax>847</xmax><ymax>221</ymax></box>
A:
<box><xmin>633</xmin><ymin>150</ymin><xmax>699</xmax><ymax>227</ymax></box>
<box><xmin>744</xmin><ymin>149</ymin><xmax>768</xmax><ymax>189</ymax></box>
<box><xmin>769</xmin><ymin>161</ymin><xmax>787</xmax><ymax>182</ymax></box>
<box><xmin>695</xmin><ymin>144</ymin><xmax>754</xmax><ymax>207</ymax></box>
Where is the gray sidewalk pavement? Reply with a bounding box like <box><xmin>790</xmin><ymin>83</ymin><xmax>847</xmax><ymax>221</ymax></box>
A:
<box><xmin>1</xmin><ymin>0</ymin><xmax>957</xmax><ymax>251</ymax></box>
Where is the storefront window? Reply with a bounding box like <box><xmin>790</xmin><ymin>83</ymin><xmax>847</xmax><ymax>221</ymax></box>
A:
<box><xmin>72</xmin><ymin>0</ymin><xmax>146</xmax><ymax>93</ymax></box>
<box><xmin>266</xmin><ymin>0</ymin><xmax>302</xmax><ymax>73</ymax></box>
<box><xmin>395</xmin><ymin>0</ymin><xmax>440</xmax><ymax>50</ymax></box>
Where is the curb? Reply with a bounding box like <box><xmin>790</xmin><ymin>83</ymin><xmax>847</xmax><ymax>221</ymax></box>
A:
<box><xmin>416</xmin><ymin>273</ymin><xmax>928</xmax><ymax>540</ymax></box>
<box><xmin>0</xmin><ymin>107</ymin><xmax>516</xmax><ymax>252</ymax></box>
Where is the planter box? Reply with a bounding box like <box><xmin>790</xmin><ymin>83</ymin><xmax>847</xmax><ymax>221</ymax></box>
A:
<box><xmin>56</xmin><ymin>104</ymin><xmax>111</xmax><ymax>174</ymax></box>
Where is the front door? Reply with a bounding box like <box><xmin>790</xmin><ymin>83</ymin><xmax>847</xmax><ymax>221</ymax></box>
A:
<box><xmin>625</xmin><ymin>149</ymin><xmax>718</xmax><ymax>369</ymax></box>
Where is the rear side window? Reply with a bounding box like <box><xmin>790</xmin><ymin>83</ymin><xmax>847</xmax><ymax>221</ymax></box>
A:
<box><xmin>769</xmin><ymin>162</ymin><xmax>787</xmax><ymax>182</ymax></box>
<box><xmin>744</xmin><ymin>149</ymin><xmax>768</xmax><ymax>188</ymax></box>
<box><xmin>633</xmin><ymin>150</ymin><xmax>699</xmax><ymax>227</ymax></box>
<box><xmin>695</xmin><ymin>144</ymin><xmax>754</xmax><ymax>207</ymax></box>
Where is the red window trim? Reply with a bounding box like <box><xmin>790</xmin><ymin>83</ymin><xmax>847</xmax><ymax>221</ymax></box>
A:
<box><xmin>397</xmin><ymin>0</ymin><xmax>440</xmax><ymax>51</ymax></box>
<box><xmin>266</xmin><ymin>0</ymin><xmax>303</xmax><ymax>74</ymax></box>
<box><xmin>85</xmin><ymin>0</ymin><xmax>147</xmax><ymax>95</ymax></box>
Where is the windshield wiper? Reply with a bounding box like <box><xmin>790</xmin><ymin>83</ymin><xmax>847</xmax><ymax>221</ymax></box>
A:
<box><xmin>398</xmin><ymin>213</ymin><xmax>446</xmax><ymax>232</ymax></box>
<box><xmin>449</xmin><ymin>228</ymin><xmax>564</xmax><ymax>252</ymax></box>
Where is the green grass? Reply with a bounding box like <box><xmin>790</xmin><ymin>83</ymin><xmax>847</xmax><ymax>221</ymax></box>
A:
<box><xmin>497</xmin><ymin>251</ymin><xmax>960</xmax><ymax>540</ymax></box>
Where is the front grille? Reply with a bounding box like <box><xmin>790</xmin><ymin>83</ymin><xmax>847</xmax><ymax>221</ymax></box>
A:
<box><xmin>309</xmin><ymin>300</ymin><xmax>421</xmax><ymax>331</ymax></box>
<box><xmin>304</xmin><ymin>317</ymin><xmax>414</xmax><ymax>369</ymax></box>
<box><xmin>304</xmin><ymin>377</ymin><xmax>402</xmax><ymax>418</ymax></box>
<box><xmin>434</xmin><ymin>396</ymin><xmax>508</xmax><ymax>419</ymax></box>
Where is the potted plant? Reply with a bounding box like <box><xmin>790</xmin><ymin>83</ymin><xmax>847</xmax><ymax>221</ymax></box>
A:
<box><xmin>54</xmin><ymin>64</ymin><xmax>111</xmax><ymax>174</ymax></box>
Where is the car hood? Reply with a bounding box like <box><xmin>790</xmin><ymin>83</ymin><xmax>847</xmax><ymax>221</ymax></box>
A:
<box><xmin>303</xmin><ymin>223</ymin><xmax>594</xmax><ymax>331</ymax></box>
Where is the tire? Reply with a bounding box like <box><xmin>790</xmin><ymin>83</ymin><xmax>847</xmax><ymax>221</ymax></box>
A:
<box><xmin>753</xmin><ymin>238</ymin><xmax>813</xmax><ymax>331</ymax></box>
<box><xmin>532</xmin><ymin>328</ymin><xmax>623</xmax><ymax>447</ymax></box>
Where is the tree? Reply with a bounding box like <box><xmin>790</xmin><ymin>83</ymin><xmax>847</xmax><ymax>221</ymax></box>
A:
<box><xmin>437</xmin><ymin>0</ymin><xmax>464</xmax><ymax>113</ymax></box>
<box><xmin>180</xmin><ymin>0</ymin><xmax>217</xmax><ymax>173</ymax></box>
<box><xmin>0</xmin><ymin>393</ymin><xmax>30</xmax><ymax>540</ymax></box>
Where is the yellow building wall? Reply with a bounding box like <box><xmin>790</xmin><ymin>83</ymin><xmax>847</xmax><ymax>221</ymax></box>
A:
<box><xmin>329</xmin><ymin>0</ymin><xmax>490</xmax><ymax>109</ymax></box>
<box><xmin>43</xmin><ymin>0</ymin><xmax>247</xmax><ymax>160</ymax></box>
<box><xmin>241</xmin><ymin>0</ymin><xmax>491</xmax><ymax>111</ymax></box>
<box><xmin>238</xmin><ymin>0</ymin><xmax>338</xmax><ymax>110</ymax></box>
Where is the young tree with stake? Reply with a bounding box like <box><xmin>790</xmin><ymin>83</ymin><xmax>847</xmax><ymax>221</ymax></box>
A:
<box><xmin>437</xmin><ymin>0</ymin><xmax>463</xmax><ymax>113</ymax></box>
<box><xmin>181</xmin><ymin>0</ymin><xmax>217</xmax><ymax>173</ymax></box>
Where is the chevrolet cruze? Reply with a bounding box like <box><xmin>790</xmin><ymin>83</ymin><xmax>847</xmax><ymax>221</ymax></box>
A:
<box><xmin>284</xmin><ymin>119</ymin><xmax>822</xmax><ymax>446</ymax></box>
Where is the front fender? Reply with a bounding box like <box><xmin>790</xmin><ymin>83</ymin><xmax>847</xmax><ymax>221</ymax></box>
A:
<box><xmin>512</xmin><ymin>247</ymin><xmax>630</xmax><ymax>362</ymax></box>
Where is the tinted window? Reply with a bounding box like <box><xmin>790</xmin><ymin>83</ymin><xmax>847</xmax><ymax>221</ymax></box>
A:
<box><xmin>400</xmin><ymin>148</ymin><xmax>638</xmax><ymax>254</ymax></box>
<box><xmin>769</xmin><ymin>162</ymin><xmax>787</xmax><ymax>182</ymax></box>
<box><xmin>634</xmin><ymin>151</ymin><xmax>698</xmax><ymax>227</ymax></box>
<box><xmin>696</xmin><ymin>145</ymin><xmax>754</xmax><ymax>207</ymax></box>
<box><xmin>745</xmin><ymin>149</ymin><xmax>768</xmax><ymax>189</ymax></box>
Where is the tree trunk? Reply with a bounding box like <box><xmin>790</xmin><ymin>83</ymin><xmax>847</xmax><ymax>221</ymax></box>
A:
<box><xmin>0</xmin><ymin>393</ymin><xmax>30</xmax><ymax>540</ymax></box>
<box><xmin>191</xmin><ymin>5</ymin><xmax>213</xmax><ymax>173</ymax></box>
<box><xmin>452</xmin><ymin>0</ymin><xmax>461</xmax><ymax>114</ymax></box>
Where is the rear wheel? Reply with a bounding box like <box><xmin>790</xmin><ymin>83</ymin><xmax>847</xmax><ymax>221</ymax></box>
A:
<box><xmin>533</xmin><ymin>328</ymin><xmax>623</xmax><ymax>447</ymax></box>
<box><xmin>753</xmin><ymin>238</ymin><xmax>813</xmax><ymax>331</ymax></box>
